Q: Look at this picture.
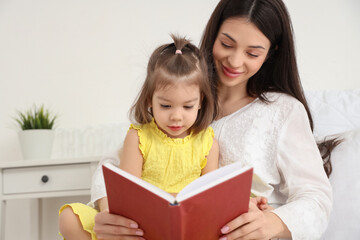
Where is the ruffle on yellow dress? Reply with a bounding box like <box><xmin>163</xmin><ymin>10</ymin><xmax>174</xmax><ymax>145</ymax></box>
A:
<box><xmin>59</xmin><ymin>203</ymin><xmax>98</xmax><ymax>240</ymax></box>
<box><xmin>131</xmin><ymin>119</ymin><xmax>214</xmax><ymax>193</ymax></box>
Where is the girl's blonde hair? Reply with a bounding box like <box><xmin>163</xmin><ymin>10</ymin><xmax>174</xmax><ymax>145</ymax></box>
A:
<box><xmin>130</xmin><ymin>34</ymin><xmax>214</xmax><ymax>134</ymax></box>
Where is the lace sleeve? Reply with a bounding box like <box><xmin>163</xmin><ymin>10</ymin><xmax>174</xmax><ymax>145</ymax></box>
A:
<box><xmin>89</xmin><ymin>149</ymin><xmax>121</xmax><ymax>207</ymax></box>
<box><xmin>272</xmin><ymin>102</ymin><xmax>332</xmax><ymax>240</ymax></box>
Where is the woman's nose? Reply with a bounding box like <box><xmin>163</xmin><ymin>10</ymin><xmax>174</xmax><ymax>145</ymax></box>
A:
<box><xmin>228</xmin><ymin>51</ymin><xmax>244</xmax><ymax>68</ymax></box>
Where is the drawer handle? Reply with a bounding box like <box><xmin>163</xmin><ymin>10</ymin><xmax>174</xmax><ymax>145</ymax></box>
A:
<box><xmin>41</xmin><ymin>175</ymin><xmax>49</xmax><ymax>183</ymax></box>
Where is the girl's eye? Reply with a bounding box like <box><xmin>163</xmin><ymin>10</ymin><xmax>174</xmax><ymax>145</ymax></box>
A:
<box><xmin>160</xmin><ymin>104</ymin><xmax>171</xmax><ymax>108</ymax></box>
<box><xmin>184</xmin><ymin>105</ymin><xmax>194</xmax><ymax>109</ymax></box>
<box><xmin>221</xmin><ymin>42</ymin><xmax>232</xmax><ymax>48</ymax></box>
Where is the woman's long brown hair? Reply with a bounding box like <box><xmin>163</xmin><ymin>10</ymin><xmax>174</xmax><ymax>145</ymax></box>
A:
<box><xmin>200</xmin><ymin>0</ymin><xmax>341</xmax><ymax>177</ymax></box>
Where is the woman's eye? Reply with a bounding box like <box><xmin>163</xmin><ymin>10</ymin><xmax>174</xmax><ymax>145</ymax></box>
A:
<box><xmin>160</xmin><ymin>104</ymin><xmax>171</xmax><ymax>108</ymax></box>
<box><xmin>247</xmin><ymin>52</ymin><xmax>259</xmax><ymax>58</ymax></box>
<box><xmin>221</xmin><ymin>42</ymin><xmax>232</xmax><ymax>48</ymax></box>
<box><xmin>184</xmin><ymin>105</ymin><xmax>194</xmax><ymax>109</ymax></box>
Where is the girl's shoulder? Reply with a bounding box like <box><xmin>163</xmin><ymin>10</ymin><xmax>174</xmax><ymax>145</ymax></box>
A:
<box><xmin>129</xmin><ymin>119</ymin><xmax>154</xmax><ymax>131</ymax></box>
<box><xmin>198</xmin><ymin>125</ymin><xmax>214</xmax><ymax>138</ymax></box>
<box><xmin>190</xmin><ymin>126</ymin><xmax>214</xmax><ymax>144</ymax></box>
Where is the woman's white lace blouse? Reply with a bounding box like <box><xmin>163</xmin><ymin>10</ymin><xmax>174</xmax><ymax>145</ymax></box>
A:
<box><xmin>211</xmin><ymin>92</ymin><xmax>332</xmax><ymax>240</ymax></box>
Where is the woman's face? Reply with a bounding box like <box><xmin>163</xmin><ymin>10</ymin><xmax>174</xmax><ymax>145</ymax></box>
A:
<box><xmin>212</xmin><ymin>17</ymin><xmax>271</xmax><ymax>89</ymax></box>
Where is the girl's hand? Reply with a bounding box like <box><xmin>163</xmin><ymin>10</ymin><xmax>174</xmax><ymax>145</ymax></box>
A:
<box><xmin>94</xmin><ymin>210</ymin><xmax>145</xmax><ymax>240</ymax></box>
<box><xmin>219</xmin><ymin>201</ymin><xmax>289</xmax><ymax>240</ymax></box>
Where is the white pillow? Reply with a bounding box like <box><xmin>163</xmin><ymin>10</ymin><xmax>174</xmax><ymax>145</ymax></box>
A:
<box><xmin>305</xmin><ymin>89</ymin><xmax>360</xmax><ymax>137</ymax></box>
<box><xmin>321</xmin><ymin>129</ymin><xmax>360</xmax><ymax>239</ymax></box>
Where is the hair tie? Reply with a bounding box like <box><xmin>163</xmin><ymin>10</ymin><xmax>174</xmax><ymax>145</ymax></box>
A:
<box><xmin>175</xmin><ymin>49</ymin><xmax>182</xmax><ymax>55</ymax></box>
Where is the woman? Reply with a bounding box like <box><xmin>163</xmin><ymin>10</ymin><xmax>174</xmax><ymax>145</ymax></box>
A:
<box><xmin>91</xmin><ymin>0</ymin><xmax>334</xmax><ymax>239</ymax></box>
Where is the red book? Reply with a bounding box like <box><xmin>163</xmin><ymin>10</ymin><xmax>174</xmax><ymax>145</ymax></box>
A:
<box><xmin>103</xmin><ymin>162</ymin><xmax>253</xmax><ymax>240</ymax></box>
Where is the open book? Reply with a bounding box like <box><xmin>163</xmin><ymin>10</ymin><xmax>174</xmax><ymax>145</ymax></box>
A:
<box><xmin>103</xmin><ymin>162</ymin><xmax>253</xmax><ymax>240</ymax></box>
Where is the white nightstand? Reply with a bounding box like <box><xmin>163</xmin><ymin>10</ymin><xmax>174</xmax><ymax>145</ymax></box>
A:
<box><xmin>0</xmin><ymin>157</ymin><xmax>100</xmax><ymax>240</ymax></box>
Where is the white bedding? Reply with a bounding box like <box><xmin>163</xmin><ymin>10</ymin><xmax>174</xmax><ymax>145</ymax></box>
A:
<box><xmin>305</xmin><ymin>89</ymin><xmax>360</xmax><ymax>239</ymax></box>
<box><xmin>305</xmin><ymin>89</ymin><xmax>360</xmax><ymax>136</ymax></box>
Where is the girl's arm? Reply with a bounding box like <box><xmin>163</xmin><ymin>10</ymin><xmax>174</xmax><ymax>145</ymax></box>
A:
<box><xmin>119</xmin><ymin>128</ymin><xmax>144</xmax><ymax>178</ymax></box>
<box><xmin>93</xmin><ymin>129</ymin><xmax>145</xmax><ymax>239</ymax></box>
<box><xmin>201</xmin><ymin>138</ymin><xmax>219</xmax><ymax>175</ymax></box>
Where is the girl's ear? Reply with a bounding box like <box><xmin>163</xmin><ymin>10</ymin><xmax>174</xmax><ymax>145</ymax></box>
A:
<box><xmin>148</xmin><ymin>98</ymin><xmax>152</xmax><ymax>108</ymax></box>
<box><xmin>199</xmin><ymin>93</ymin><xmax>204</xmax><ymax>109</ymax></box>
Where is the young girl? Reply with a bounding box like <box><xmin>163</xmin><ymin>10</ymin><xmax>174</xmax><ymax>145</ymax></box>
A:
<box><xmin>119</xmin><ymin>34</ymin><xmax>220</xmax><ymax>194</ymax></box>
<box><xmin>58</xmin><ymin>35</ymin><xmax>220</xmax><ymax>240</ymax></box>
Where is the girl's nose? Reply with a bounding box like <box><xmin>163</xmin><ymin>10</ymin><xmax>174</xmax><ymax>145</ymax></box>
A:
<box><xmin>170</xmin><ymin>109</ymin><xmax>182</xmax><ymax>121</ymax></box>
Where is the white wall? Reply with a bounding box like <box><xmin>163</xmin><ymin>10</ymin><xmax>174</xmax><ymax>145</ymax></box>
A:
<box><xmin>0</xmin><ymin>0</ymin><xmax>359</xmax><ymax>239</ymax></box>
<box><xmin>285</xmin><ymin>0</ymin><xmax>360</xmax><ymax>90</ymax></box>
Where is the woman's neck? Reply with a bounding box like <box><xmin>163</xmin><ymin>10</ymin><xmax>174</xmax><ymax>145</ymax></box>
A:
<box><xmin>217</xmin><ymin>85</ymin><xmax>255</xmax><ymax>119</ymax></box>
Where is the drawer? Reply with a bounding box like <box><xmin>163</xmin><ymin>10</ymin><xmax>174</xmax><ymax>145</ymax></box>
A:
<box><xmin>2</xmin><ymin>163</ymin><xmax>92</xmax><ymax>194</ymax></box>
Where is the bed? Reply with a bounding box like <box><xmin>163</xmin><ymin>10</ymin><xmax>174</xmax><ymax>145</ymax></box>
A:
<box><xmin>305</xmin><ymin>89</ymin><xmax>360</xmax><ymax>239</ymax></box>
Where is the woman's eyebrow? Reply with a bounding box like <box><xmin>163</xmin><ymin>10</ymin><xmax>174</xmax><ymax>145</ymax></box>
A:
<box><xmin>222</xmin><ymin>32</ymin><xmax>236</xmax><ymax>42</ymax></box>
<box><xmin>249</xmin><ymin>45</ymin><xmax>265</xmax><ymax>50</ymax></box>
<box><xmin>221</xmin><ymin>32</ymin><xmax>266</xmax><ymax>50</ymax></box>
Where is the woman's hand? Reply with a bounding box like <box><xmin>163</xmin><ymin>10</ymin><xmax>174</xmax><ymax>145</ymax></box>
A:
<box><xmin>219</xmin><ymin>201</ymin><xmax>290</xmax><ymax>240</ymax></box>
<box><xmin>93</xmin><ymin>197</ymin><xmax>145</xmax><ymax>240</ymax></box>
<box><xmin>250</xmin><ymin>196</ymin><xmax>274</xmax><ymax>211</ymax></box>
<box><xmin>94</xmin><ymin>211</ymin><xmax>145</xmax><ymax>240</ymax></box>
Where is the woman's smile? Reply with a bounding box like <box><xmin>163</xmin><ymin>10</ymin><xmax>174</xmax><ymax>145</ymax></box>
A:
<box><xmin>222</xmin><ymin>65</ymin><xmax>243</xmax><ymax>78</ymax></box>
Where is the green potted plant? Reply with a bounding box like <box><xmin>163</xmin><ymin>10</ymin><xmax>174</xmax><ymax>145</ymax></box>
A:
<box><xmin>14</xmin><ymin>105</ymin><xmax>57</xmax><ymax>160</ymax></box>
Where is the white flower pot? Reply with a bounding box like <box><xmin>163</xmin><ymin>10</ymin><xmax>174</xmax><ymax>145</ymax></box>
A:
<box><xmin>18</xmin><ymin>129</ymin><xmax>55</xmax><ymax>160</ymax></box>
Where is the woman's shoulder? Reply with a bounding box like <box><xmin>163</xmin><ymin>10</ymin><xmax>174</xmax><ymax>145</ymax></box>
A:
<box><xmin>264</xmin><ymin>91</ymin><xmax>299</xmax><ymax>102</ymax></box>
<box><xmin>259</xmin><ymin>92</ymin><xmax>307</xmax><ymax>122</ymax></box>
<box><xmin>263</xmin><ymin>92</ymin><xmax>304</xmax><ymax>109</ymax></box>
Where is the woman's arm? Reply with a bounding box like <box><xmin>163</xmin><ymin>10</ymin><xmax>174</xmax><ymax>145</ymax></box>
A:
<box><xmin>219</xmin><ymin>101</ymin><xmax>332</xmax><ymax>239</ymax></box>
<box><xmin>90</xmin><ymin>150</ymin><xmax>120</xmax><ymax>206</ymax></box>
<box><xmin>271</xmin><ymin>102</ymin><xmax>332</xmax><ymax>239</ymax></box>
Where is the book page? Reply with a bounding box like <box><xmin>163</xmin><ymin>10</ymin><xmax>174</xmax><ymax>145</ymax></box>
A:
<box><xmin>176</xmin><ymin>162</ymin><xmax>251</xmax><ymax>202</ymax></box>
<box><xmin>103</xmin><ymin>163</ymin><xmax>176</xmax><ymax>203</ymax></box>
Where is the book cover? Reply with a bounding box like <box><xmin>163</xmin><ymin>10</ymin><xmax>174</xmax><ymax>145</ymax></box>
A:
<box><xmin>103</xmin><ymin>162</ymin><xmax>253</xmax><ymax>240</ymax></box>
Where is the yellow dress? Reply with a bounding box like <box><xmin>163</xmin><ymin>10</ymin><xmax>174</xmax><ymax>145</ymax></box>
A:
<box><xmin>59</xmin><ymin>203</ymin><xmax>98</xmax><ymax>240</ymax></box>
<box><xmin>59</xmin><ymin>120</ymin><xmax>214</xmax><ymax>239</ymax></box>
<box><xmin>132</xmin><ymin>119</ymin><xmax>214</xmax><ymax>193</ymax></box>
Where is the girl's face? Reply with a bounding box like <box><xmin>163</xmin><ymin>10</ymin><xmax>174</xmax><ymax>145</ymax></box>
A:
<box><xmin>212</xmin><ymin>17</ymin><xmax>271</xmax><ymax>90</ymax></box>
<box><xmin>151</xmin><ymin>82</ymin><xmax>201</xmax><ymax>139</ymax></box>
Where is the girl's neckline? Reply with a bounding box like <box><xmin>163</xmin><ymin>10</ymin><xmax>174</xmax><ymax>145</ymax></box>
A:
<box><xmin>150</xmin><ymin>119</ymin><xmax>193</xmax><ymax>144</ymax></box>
